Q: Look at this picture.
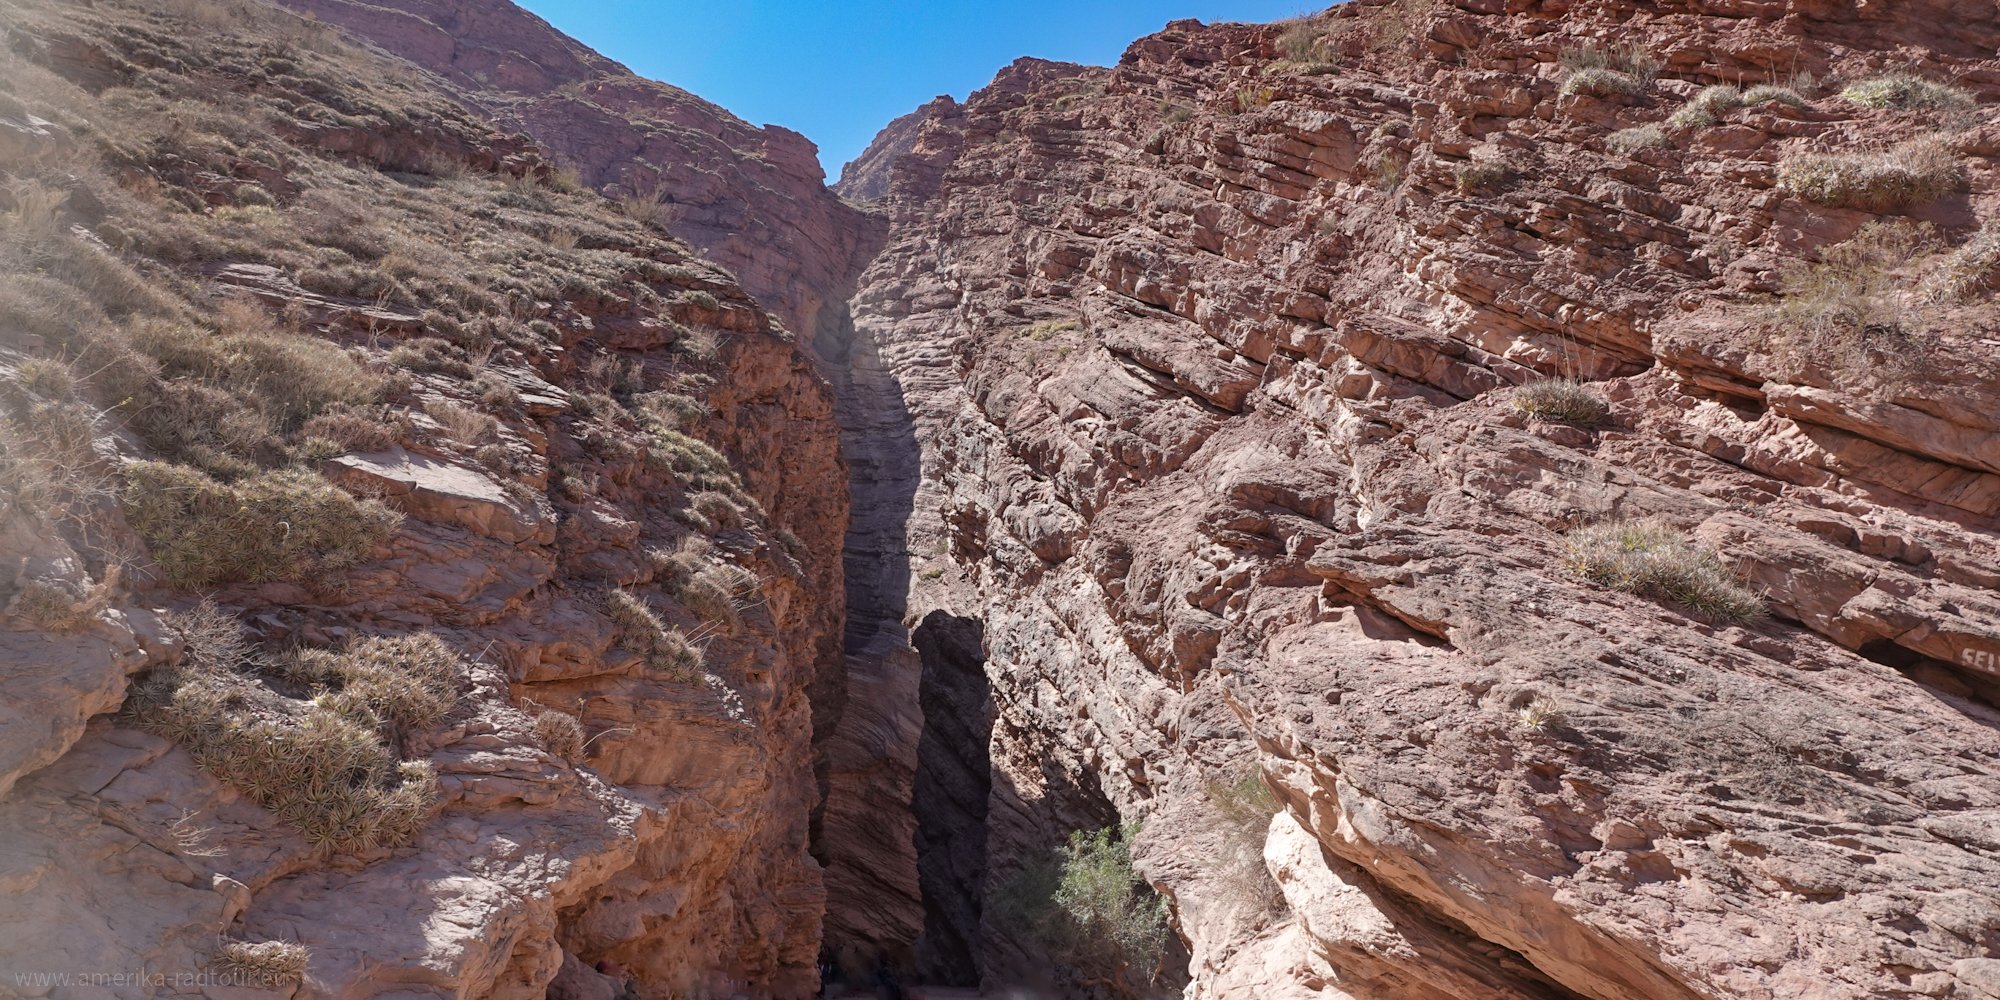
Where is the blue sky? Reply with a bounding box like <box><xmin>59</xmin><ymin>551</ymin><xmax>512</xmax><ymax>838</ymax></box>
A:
<box><xmin>513</xmin><ymin>0</ymin><xmax>1306</xmax><ymax>181</ymax></box>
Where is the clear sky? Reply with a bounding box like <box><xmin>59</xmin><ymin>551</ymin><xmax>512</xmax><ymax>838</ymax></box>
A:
<box><xmin>512</xmin><ymin>0</ymin><xmax>1306</xmax><ymax>182</ymax></box>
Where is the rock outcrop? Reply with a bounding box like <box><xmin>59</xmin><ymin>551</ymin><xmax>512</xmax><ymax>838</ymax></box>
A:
<box><xmin>0</xmin><ymin>0</ymin><xmax>845</xmax><ymax>993</ymax></box>
<box><xmin>838</xmin><ymin>3</ymin><xmax>2000</xmax><ymax>997</ymax></box>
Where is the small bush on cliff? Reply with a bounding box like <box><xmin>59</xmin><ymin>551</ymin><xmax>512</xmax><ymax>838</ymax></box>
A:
<box><xmin>1668</xmin><ymin>85</ymin><xmax>1744</xmax><ymax>127</ymax></box>
<box><xmin>1606</xmin><ymin>124</ymin><xmax>1670</xmax><ymax>154</ymax></box>
<box><xmin>1777</xmin><ymin>135</ymin><xmax>1959</xmax><ymax>213</ymax></box>
<box><xmin>10</xmin><ymin>568</ymin><xmax>118</xmax><ymax>635</ymax></box>
<box><xmin>992</xmin><ymin>824</ymin><xmax>1172</xmax><ymax>999</ymax></box>
<box><xmin>123</xmin><ymin>462</ymin><xmax>402</xmax><ymax>588</ymax></box>
<box><xmin>1742</xmin><ymin>84</ymin><xmax>1809</xmax><ymax>109</ymax></box>
<box><xmin>1513</xmin><ymin>379</ymin><xmax>1607</xmax><ymax>424</ymax></box>
<box><xmin>133</xmin><ymin>603</ymin><xmax>453</xmax><ymax>854</ymax></box>
<box><xmin>1203</xmin><ymin>767</ymin><xmax>1286</xmax><ymax>917</ymax></box>
<box><xmin>1923</xmin><ymin>222</ymin><xmax>2000</xmax><ymax>304</ymax></box>
<box><xmin>1841</xmin><ymin>75</ymin><xmax>1975</xmax><ymax>111</ymax></box>
<box><xmin>1765</xmin><ymin>221</ymin><xmax>1939</xmax><ymax>380</ymax></box>
<box><xmin>1453</xmin><ymin>160</ymin><xmax>1509</xmax><ymax>193</ymax></box>
<box><xmin>606</xmin><ymin>588</ymin><xmax>702</xmax><ymax>680</ymax></box>
<box><xmin>532</xmin><ymin>708</ymin><xmax>587</xmax><ymax>762</ymax></box>
<box><xmin>1559</xmin><ymin>41</ymin><xmax>1659</xmax><ymax>85</ymax></box>
<box><xmin>1565</xmin><ymin>519</ymin><xmax>1764</xmax><ymax>622</ymax></box>
<box><xmin>1561</xmin><ymin>68</ymin><xmax>1644</xmax><ymax>97</ymax></box>
<box><xmin>1235</xmin><ymin>86</ymin><xmax>1275</xmax><ymax>113</ymax></box>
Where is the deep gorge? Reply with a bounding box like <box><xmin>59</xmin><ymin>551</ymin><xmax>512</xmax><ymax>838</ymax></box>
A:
<box><xmin>4</xmin><ymin>0</ymin><xmax>2000</xmax><ymax>997</ymax></box>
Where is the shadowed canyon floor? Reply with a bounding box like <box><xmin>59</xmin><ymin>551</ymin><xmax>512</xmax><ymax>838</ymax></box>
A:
<box><xmin>3</xmin><ymin>0</ymin><xmax>2000</xmax><ymax>998</ymax></box>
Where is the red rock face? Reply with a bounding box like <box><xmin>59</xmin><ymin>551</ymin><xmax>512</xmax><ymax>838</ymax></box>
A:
<box><xmin>843</xmin><ymin>2</ymin><xmax>2000</xmax><ymax>997</ymax></box>
<box><xmin>269</xmin><ymin>0</ymin><xmax>886</xmax><ymax>352</ymax></box>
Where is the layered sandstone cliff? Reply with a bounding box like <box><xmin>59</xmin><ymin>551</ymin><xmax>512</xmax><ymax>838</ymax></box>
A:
<box><xmin>838</xmin><ymin>2</ymin><xmax>2000</xmax><ymax>997</ymax></box>
<box><xmin>0</xmin><ymin>0</ymin><xmax>844</xmax><ymax>994</ymax></box>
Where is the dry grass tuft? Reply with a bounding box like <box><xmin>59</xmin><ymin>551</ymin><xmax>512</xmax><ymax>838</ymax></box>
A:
<box><xmin>1840</xmin><ymin>75</ymin><xmax>1975</xmax><ymax>111</ymax></box>
<box><xmin>1766</xmin><ymin>221</ymin><xmax>1938</xmax><ymax>380</ymax></box>
<box><xmin>1668</xmin><ymin>85</ymin><xmax>1744</xmax><ymax>127</ymax></box>
<box><xmin>1513</xmin><ymin>379</ymin><xmax>1607</xmax><ymax>424</ymax></box>
<box><xmin>1742</xmin><ymin>84</ymin><xmax>1809</xmax><ymax>108</ymax></box>
<box><xmin>1453</xmin><ymin>160</ymin><xmax>1509</xmax><ymax>193</ymax></box>
<box><xmin>1202</xmin><ymin>766</ymin><xmax>1286</xmax><ymax>917</ymax></box>
<box><xmin>1561</xmin><ymin>67</ymin><xmax>1643</xmax><ymax>96</ymax></box>
<box><xmin>1235</xmin><ymin>86</ymin><xmax>1275</xmax><ymax>113</ymax></box>
<box><xmin>1606</xmin><ymin>124</ymin><xmax>1670</xmax><ymax>154</ymax></box>
<box><xmin>1922</xmin><ymin>223</ymin><xmax>2000</xmax><ymax>304</ymax></box>
<box><xmin>424</xmin><ymin>398</ymin><xmax>498</xmax><ymax>444</ymax></box>
<box><xmin>532</xmin><ymin>709</ymin><xmax>586</xmax><ymax>761</ymax></box>
<box><xmin>134</xmin><ymin>604</ymin><xmax>455</xmax><ymax>854</ymax></box>
<box><xmin>605</xmin><ymin>588</ymin><xmax>702</xmax><ymax>680</ymax></box>
<box><xmin>1516</xmin><ymin>696</ymin><xmax>1565</xmax><ymax>733</ymax></box>
<box><xmin>10</xmin><ymin>567</ymin><xmax>118</xmax><ymax>634</ymax></box>
<box><xmin>122</xmin><ymin>461</ymin><xmax>402</xmax><ymax>588</ymax></box>
<box><xmin>1565</xmin><ymin>519</ymin><xmax>1763</xmax><ymax>622</ymax></box>
<box><xmin>1777</xmin><ymin>135</ymin><xmax>1959</xmax><ymax>213</ymax></box>
<box><xmin>1559</xmin><ymin>41</ymin><xmax>1659</xmax><ymax>85</ymax></box>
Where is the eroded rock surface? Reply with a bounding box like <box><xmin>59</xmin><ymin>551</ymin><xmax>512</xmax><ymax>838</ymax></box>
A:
<box><xmin>839</xmin><ymin>3</ymin><xmax>2000</xmax><ymax>997</ymax></box>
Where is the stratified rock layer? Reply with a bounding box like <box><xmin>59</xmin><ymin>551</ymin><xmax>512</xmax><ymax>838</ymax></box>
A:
<box><xmin>843</xmin><ymin>3</ymin><xmax>2000</xmax><ymax>998</ymax></box>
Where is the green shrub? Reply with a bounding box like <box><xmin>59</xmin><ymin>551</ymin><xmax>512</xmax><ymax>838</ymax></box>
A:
<box><xmin>1513</xmin><ymin>378</ymin><xmax>1607</xmax><ymax>424</ymax></box>
<box><xmin>1606</xmin><ymin>124</ymin><xmax>1670</xmax><ymax>154</ymax></box>
<box><xmin>1840</xmin><ymin>75</ymin><xmax>1975</xmax><ymax>110</ymax></box>
<box><xmin>1765</xmin><ymin>221</ymin><xmax>1938</xmax><ymax>379</ymax></box>
<box><xmin>1668</xmin><ymin>85</ymin><xmax>1743</xmax><ymax>127</ymax></box>
<box><xmin>278</xmin><ymin>633</ymin><xmax>460</xmax><ymax>731</ymax></box>
<box><xmin>993</xmin><ymin>824</ymin><xmax>1171</xmax><ymax>997</ymax></box>
<box><xmin>1565</xmin><ymin>519</ymin><xmax>1763</xmax><ymax>622</ymax></box>
<box><xmin>1777</xmin><ymin>135</ymin><xmax>1958</xmax><ymax>213</ymax></box>
<box><xmin>123</xmin><ymin>461</ymin><xmax>402</xmax><ymax>587</ymax></box>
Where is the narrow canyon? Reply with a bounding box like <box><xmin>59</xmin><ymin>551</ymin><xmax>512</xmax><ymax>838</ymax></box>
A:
<box><xmin>2</xmin><ymin>0</ymin><xmax>2000</xmax><ymax>998</ymax></box>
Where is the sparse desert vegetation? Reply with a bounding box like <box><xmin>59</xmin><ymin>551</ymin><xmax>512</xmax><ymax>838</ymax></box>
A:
<box><xmin>1565</xmin><ymin>519</ymin><xmax>1764</xmax><ymax>622</ymax></box>
<box><xmin>1513</xmin><ymin>378</ymin><xmax>1608</xmax><ymax>424</ymax></box>
<box><xmin>1778</xmin><ymin>135</ymin><xmax>1959</xmax><ymax>213</ymax></box>
<box><xmin>1840</xmin><ymin>74</ymin><xmax>1976</xmax><ymax>110</ymax></box>
<box><xmin>1766</xmin><ymin>221</ymin><xmax>1940</xmax><ymax>379</ymax></box>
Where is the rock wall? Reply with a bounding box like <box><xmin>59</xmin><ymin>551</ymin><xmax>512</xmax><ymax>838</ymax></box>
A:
<box><xmin>839</xmin><ymin>3</ymin><xmax>2000</xmax><ymax>997</ymax></box>
<box><xmin>0</xmin><ymin>0</ymin><xmax>848</xmax><ymax>994</ymax></box>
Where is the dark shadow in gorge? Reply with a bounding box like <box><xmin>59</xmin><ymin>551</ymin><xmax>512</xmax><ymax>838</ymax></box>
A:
<box><xmin>909</xmin><ymin>610</ymin><xmax>993</xmax><ymax>986</ymax></box>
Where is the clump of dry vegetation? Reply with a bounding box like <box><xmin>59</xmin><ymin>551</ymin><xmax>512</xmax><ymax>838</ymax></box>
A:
<box><xmin>1840</xmin><ymin>74</ymin><xmax>1976</xmax><ymax>110</ymax></box>
<box><xmin>132</xmin><ymin>603</ymin><xmax>456</xmax><ymax>853</ymax></box>
<box><xmin>1922</xmin><ymin>223</ymin><xmax>2000</xmax><ymax>304</ymax></box>
<box><xmin>1777</xmin><ymin>135</ymin><xmax>1959</xmax><ymax>213</ymax></box>
<box><xmin>1765</xmin><ymin>221</ymin><xmax>1939</xmax><ymax>380</ymax></box>
<box><xmin>1453</xmin><ymin>160</ymin><xmax>1509</xmax><ymax>193</ymax></box>
<box><xmin>1557</xmin><ymin>41</ymin><xmax>1659</xmax><ymax>96</ymax></box>
<box><xmin>1516</xmin><ymin>696</ymin><xmax>1565</xmax><ymax>734</ymax></box>
<box><xmin>532</xmin><ymin>708</ymin><xmax>587</xmax><ymax>761</ymax></box>
<box><xmin>605</xmin><ymin>588</ymin><xmax>702</xmax><ymax>680</ymax></box>
<box><xmin>1606</xmin><ymin>124</ymin><xmax>1670</xmax><ymax>154</ymax></box>
<box><xmin>1513</xmin><ymin>379</ymin><xmax>1607</xmax><ymax>424</ymax></box>
<box><xmin>1234</xmin><ymin>86</ymin><xmax>1275</xmax><ymax>113</ymax></box>
<box><xmin>1668</xmin><ymin>85</ymin><xmax>1745</xmax><ymax>127</ymax></box>
<box><xmin>1202</xmin><ymin>766</ymin><xmax>1286</xmax><ymax>918</ymax></box>
<box><xmin>1565</xmin><ymin>519</ymin><xmax>1764</xmax><ymax>622</ymax></box>
<box><xmin>1274</xmin><ymin>15</ymin><xmax>1340</xmax><ymax>75</ymax></box>
<box><xmin>122</xmin><ymin>461</ymin><xmax>401</xmax><ymax>588</ymax></box>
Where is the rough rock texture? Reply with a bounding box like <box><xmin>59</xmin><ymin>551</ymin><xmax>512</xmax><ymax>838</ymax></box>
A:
<box><xmin>267</xmin><ymin>0</ymin><xmax>886</xmax><ymax>352</ymax></box>
<box><xmin>0</xmin><ymin>1</ymin><xmax>847</xmax><ymax>995</ymax></box>
<box><xmin>839</xmin><ymin>3</ymin><xmax>2000</xmax><ymax>998</ymax></box>
<box><xmin>832</xmin><ymin>97</ymin><xmax>954</xmax><ymax>204</ymax></box>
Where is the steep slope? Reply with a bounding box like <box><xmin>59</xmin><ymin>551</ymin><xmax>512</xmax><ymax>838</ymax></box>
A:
<box><xmin>0</xmin><ymin>0</ymin><xmax>843</xmax><ymax>994</ymax></box>
<box><xmin>842</xmin><ymin>2</ymin><xmax>2000</xmax><ymax>997</ymax></box>
<box><xmin>247</xmin><ymin>0</ymin><xmax>931</xmax><ymax>964</ymax></box>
